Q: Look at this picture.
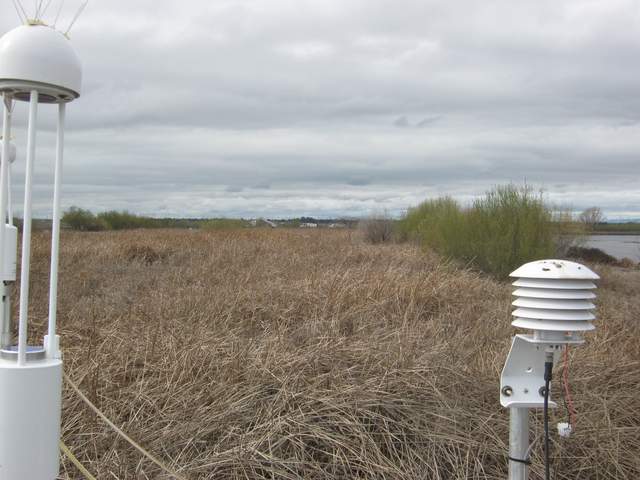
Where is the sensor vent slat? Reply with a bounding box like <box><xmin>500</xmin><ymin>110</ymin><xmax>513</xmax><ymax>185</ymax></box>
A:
<box><xmin>513</xmin><ymin>307</ymin><xmax>595</xmax><ymax>321</ymax></box>
<box><xmin>512</xmin><ymin>287</ymin><xmax>596</xmax><ymax>300</ymax></box>
<box><xmin>512</xmin><ymin>298</ymin><xmax>595</xmax><ymax>310</ymax></box>
<box><xmin>511</xmin><ymin>318</ymin><xmax>596</xmax><ymax>332</ymax></box>
<box><xmin>512</xmin><ymin>278</ymin><xmax>597</xmax><ymax>290</ymax></box>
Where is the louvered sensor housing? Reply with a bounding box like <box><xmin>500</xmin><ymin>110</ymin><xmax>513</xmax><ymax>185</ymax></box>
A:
<box><xmin>510</xmin><ymin>259</ymin><xmax>598</xmax><ymax>343</ymax></box>
<box><xmin>500</xmin><ymin>259</ymin><xmax>599</xmax><ymax>409</ymax></box>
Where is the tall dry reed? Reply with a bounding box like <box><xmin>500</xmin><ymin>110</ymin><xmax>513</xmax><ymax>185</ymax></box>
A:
<box><xmin>16</xmin><ymin>229</ymin><xmax>640</xmax><ymax>479</ymax></box>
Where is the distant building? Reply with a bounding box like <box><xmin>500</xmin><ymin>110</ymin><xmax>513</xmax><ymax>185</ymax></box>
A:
<box><xmin>328</xmin><ymin>223</ymin><xmax>346</xmax><ymax>229</ymax></box>
<box><xmin>300</xmin><ymin>223</ymin><xmax>318</xmax><ymax>228</ymax></box>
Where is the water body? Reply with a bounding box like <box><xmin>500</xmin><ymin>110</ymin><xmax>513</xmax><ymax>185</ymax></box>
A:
<box><xmin>585</xmin><ymin>235</ymin><xmax>640</xmax><ymax>262</ymax></box>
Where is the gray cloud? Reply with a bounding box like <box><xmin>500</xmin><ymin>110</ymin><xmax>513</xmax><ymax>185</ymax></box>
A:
<box><xmin>393</xmin><ymin>116</ymin><xmax>410</xmax><ymax>128</ymax></box>
<box><xmin>417</xmin><ymin>116</ymin><xmax>441</xmax><ymax>128</ymax></box>
<box><xmin>1</xmin><ymin>0</ymin><xmax>639</xmax><ymax>219</ymax></box>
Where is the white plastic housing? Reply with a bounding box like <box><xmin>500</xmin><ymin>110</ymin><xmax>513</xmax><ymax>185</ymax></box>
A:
<box><xmin>0</xmin><ymin>358</ymin><xmax>63</xmax><ymax>479</ymax></box>
<box><xmin>0</xmin><ymin>139</ymin><xmax>16</xmax><ymax>163</ymax></box>
<box><xmin>0</xmin><ymin>25</ymin><xmax>82</xmax><ymax>103</ymax></box>
<box><xmin>0</xmin><ymin>140</ymin><xmax>16</xmax><ymax>281</ymax></box>
<box><xmin>501</xmin><ymin>259</ymin><xmax>599</xmax><ymax>408</ymax></box>
<box><xmin>1</xmin><ymin>224</ymin><xmax>17</xmax><ymax>281</ymax></box>
<box><xmin>510</xmin><ymin>260</ymin><xmax>598</xmax><ymax>334</ymax></box>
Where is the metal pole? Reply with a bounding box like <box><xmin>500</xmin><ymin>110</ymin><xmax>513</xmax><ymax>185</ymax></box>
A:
<box><xmin>1</xmin><ymin>282</ymin><xmax>9</xmax><ymax>347</ymax></box>
<box><xmin>509</xmin><ymin>407</ymin><xmax>529</xmax><ymax>480</ymax></box>
<box><xmin>0</xmin><ymin>93</ymin><xmax>12</xmax><ymax>350</ymax></box>
<box><xmin>7</xmin><ymin>167</ymin><xmax>12</xmax><ymax>225</ymax></box>
<box><xmin>47</xmin><ymin>102</ymin><xmax>65</xmax><ymax>357</ymax></box>
<box><xmin>0</xmin><ymin>93</ymin><xmax>11</xmax><ymax>232</ymax></box>
<box><xmin>17</xmin><ymin>90</ymin><xmax>38</xmax><ymax>365</ymax></box>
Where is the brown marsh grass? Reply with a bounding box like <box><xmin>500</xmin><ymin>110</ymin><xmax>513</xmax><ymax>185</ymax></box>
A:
<box><xmin>19</xmin><ymin>229</ymin><xmax>640</xmax><ymax>479</ymax></box>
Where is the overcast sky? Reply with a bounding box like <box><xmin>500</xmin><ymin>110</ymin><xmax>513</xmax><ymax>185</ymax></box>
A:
<box><xmin>2</xmin><ymin>0</ymin><xmax>640</xmax><ymax>219</ymax></box>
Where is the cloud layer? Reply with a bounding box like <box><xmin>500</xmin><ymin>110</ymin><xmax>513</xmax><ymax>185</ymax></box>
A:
<box><xmin>1</xmin><ymin>0</ymin><xmax>639</xmax><ymax>218</ymax></box>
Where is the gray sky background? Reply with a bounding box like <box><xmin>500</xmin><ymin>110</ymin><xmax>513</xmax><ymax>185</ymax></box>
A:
<box><xmin>1</xmin><ymin>0</ymin><xmax>640</xmax><ymax>219</ymax></box>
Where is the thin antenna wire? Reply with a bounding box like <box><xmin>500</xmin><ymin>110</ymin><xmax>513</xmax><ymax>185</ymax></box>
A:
<box><xmin>14</xmin><ymin>0</ymin><xmax>28</xmax><ymax>22</ymax></box>
<box><xmin>39</xmin><ymin>0</ymin><xmax>54</xmax><ymax>21</ymax></box>
<box><xmin>53</xmin><ymin>0</ymin><xmax>65</xmax><ymax>28</ymax></box>
<box><xmin>64</xmin><ymin>0</ymin><xmax>88</xmax><ymax>36</ymax></box>
<box><xmin>11</xmin><ymin>0</ymin><xmax>26</xmax><ymax>23</ymax></box>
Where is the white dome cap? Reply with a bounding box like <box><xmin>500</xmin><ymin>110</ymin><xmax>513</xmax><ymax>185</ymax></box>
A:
<box><xmin>0</xmin><ymin>24</ymin><xmax>82</xmax><ymax>103</ymax></box>
<box><xmin>0</xmin><ymin>140</ymin><xmax>17</xmax><ymax>164</ymax></box>
<box><xmin>510</xmin><ymin>259</ymin><xmax>599</xmax><ymax>281</ymax></box>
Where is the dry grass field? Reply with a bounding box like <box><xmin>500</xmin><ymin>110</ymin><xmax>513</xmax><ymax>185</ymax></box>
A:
<box><xmin>21</xmin><ymin>229</ymin><xmax>640</xmax><ymax>479</ymax></box>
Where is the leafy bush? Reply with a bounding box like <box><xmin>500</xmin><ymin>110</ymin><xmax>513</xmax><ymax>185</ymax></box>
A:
<box><xmin>62</xmin><ymin>207</ymin><xmax>107</xmax><ymax>231</ymax></box>
<box><xmin>98</xmin><ymin>210</ymin><xmax>155</xmax><ymax>230</ymax></box>
<box><xmin>398</xmin><ymin>197</ymin><xmax>467</xmax><ymax>255</ymax></box>
<box><xmin>398</xmin><ymin>185</ymin><xmax>557</xmax><ymax>278</ymax></box>
<box><xmin>465</xmin><ymin>185</ymin><xmax>555</xmax><ymax>277</ymax></box>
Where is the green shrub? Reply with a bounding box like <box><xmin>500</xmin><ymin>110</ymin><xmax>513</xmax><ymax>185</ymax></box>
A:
<box><xmin>398</xmin><ymin>185</ymin><xmax>557</xmax><ymax>278</ymax></box>
<box><xmin>465</xmin><ymin>185</ymin><xmax>555</xmax><ymax>277</ymax></box>
<box><xmin>98</xmin><ymin>210</ymin><xmax>154</xmax><ymax>230</ymax></box>
<box><xmin>201</xmin><ymin>218</ymin><xmax>250</xmax><ymax>230</ymax></box>
<box><xmin>62</xmin><ymin>207</ymin><xmax>107</xmax><ymax>231</ymax></box>
<box><xmin>398</xmin><ymin>197</ymin><xmax>467</xmax><ymax>255</ymax></box>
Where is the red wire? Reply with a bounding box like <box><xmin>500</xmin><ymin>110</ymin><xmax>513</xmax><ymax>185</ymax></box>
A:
<box><xmin>563</xmin><ymin>345</ymin><xmax>578</xmax><ymax>429</ymax></box>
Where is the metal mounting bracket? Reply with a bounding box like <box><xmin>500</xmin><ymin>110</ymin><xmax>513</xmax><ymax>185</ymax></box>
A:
<box><xmin>500</xmin><ymin>335</ymin><xmax>566</xmax><ymax>408</ymax></box>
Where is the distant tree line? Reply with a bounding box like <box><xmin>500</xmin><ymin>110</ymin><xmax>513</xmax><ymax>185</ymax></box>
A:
<box><xmin>60</xmin><ymin>207</ymin><xmax>360</xmax><ymax>232</ymax></box>
<box><xmin>61</xmin><ymin>207</ymin><xmax>250</xmax><ymax>231</ymax></box>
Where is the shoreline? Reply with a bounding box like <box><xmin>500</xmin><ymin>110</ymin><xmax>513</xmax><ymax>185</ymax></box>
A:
<box><xmin>590</xmin><ymin>231</ymin><xmax>640</xmax><ymax>236</ymax></box>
